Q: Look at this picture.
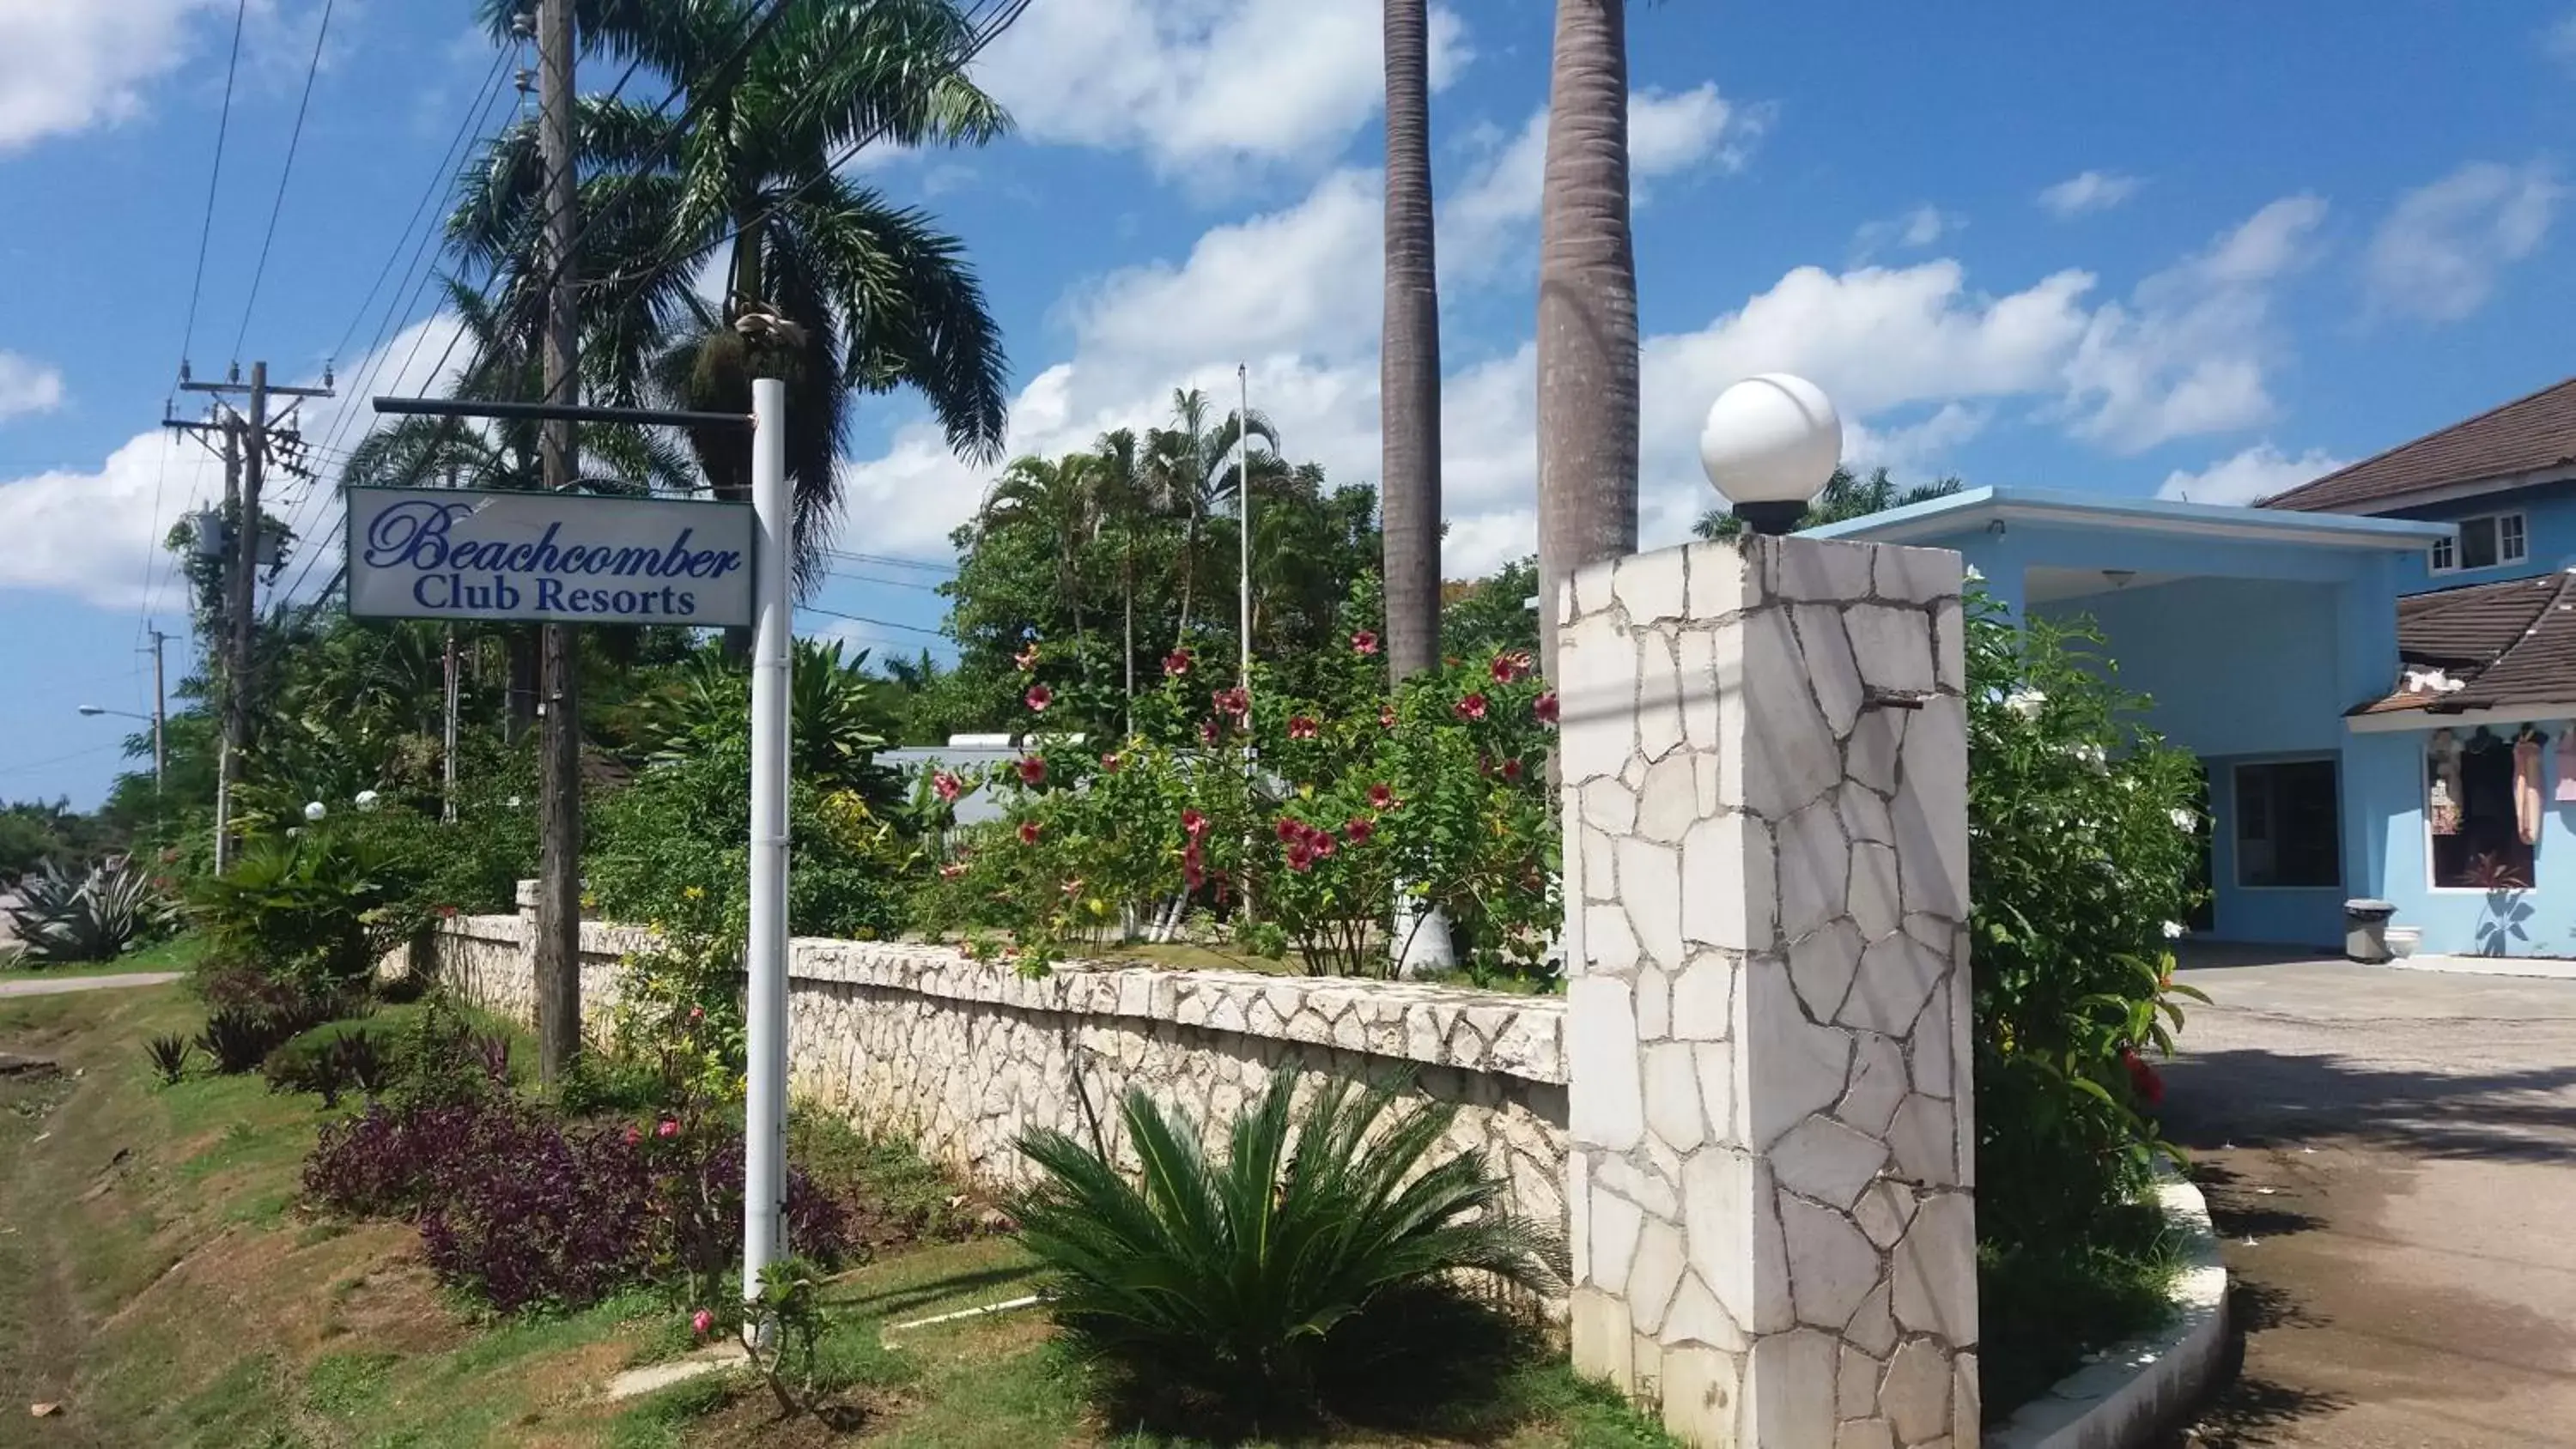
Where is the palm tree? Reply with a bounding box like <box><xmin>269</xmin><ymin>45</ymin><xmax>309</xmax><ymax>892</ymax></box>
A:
<box><xmin>1690</xmin><ymin>468</ymin><xmax>1964</xmax><ymax>541</ymax></box>
<box><xmin>979</xmin><ymin>452</ymin><xmax>1109</xmax><ymax>683</ymax></box>
<box><xmin>1142</xmin><ymin>388</ymin><xmax>1279</xmax><ymax>650</ymax></box>
<box><xmin>1532</xmin><ymin>0</ymin><xmax>1637</xmax><ymax>680</ymax></box>
<box><xmin>1091</xmin><ymin>427</ymin><xmax>1150</xmax><ymax>729</ymax></box>
<box><xmin>1381</xmin><ymin>0</ymin><xmax>1443</xmax><ymax>683</ymax></box>
<box><xmin>454</xmin><ymin>0</ymin><xmax>1012</xmax><ymax>591</ymax></box>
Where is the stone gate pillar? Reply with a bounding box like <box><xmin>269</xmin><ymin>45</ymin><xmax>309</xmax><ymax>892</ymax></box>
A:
<box><xmin>1558</xmin><ymin>534</ymin><xmax>1978</xmax><ymax>1448</ymax></box>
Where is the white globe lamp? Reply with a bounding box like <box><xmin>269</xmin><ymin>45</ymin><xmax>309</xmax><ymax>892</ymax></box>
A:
<box><xmin>1698</xmin><ymin>373</ymin><xmax>1843</xmax><ymax>536</ymax></box>
<box><xmin>303</xmin><ymin>800</ymin><xmax>327</xmax><ymax>822</ymax></box>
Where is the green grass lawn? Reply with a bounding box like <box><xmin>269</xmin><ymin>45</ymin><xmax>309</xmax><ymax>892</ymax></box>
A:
<box><xmin>0</xmin><ymin>974</ymin><xmax>1663</xmax><ymax>1449</ymax></box>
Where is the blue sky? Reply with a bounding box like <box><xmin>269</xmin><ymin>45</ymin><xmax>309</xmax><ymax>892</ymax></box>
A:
<box><xmin>3</xmin><ymin>0</ymin><xmax>2573</xmax><ymax>808</ymax></box>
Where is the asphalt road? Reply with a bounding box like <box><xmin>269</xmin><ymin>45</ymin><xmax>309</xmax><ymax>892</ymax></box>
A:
<box><xmin>2158</xmin><ymin>957</ymin><xmax>2576</xmax><ymax>1447</ymax></box>
<box><xmin>0</xmin><ymin>972</ymin><xmax>180</xmax><ymax>998</ymax></box>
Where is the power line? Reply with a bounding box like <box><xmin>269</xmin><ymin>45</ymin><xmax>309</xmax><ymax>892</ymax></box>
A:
<box><xmin>179</xmin><ymin>0</ymin><xmax>251</xmax><ymax>375</ymax></box>
<box><xmin>230</xmin><ymin>0</ymin><xmax>337</xmax><ymax>361</ymax></box>
<box><xmin>820</xmin><ymin>568</ymin><xmax>945</xmax><ymax>593</ymax></box>
<box><xmin>822</xmin><ymin>547</ymin><xmax>957</xmax><ymax>575</ymax></box>
<box><xmin>797</xmin><ymin>603</ymin><xmax>946</xmax><ymax>638</ymax></box>
<box><xmin>0</xmin><ymin>743</ymin><xmax>126</xmax><ymax>779</ymax></box>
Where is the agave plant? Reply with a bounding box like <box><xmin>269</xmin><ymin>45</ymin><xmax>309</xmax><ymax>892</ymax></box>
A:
<box><xmin>3</xmin><ymin>856</ymin><xmax>163</xmax><ymax>965</ymax></box>
<box><xmin>145</xmin><ymin>1034</ymin><xmax>194</xmax><ymax>1085</ymax></box>
<box><xmin>1012</xmin><ymin>1074</ymin><xmax>1561</xmax><ymax>1428</ymax></box>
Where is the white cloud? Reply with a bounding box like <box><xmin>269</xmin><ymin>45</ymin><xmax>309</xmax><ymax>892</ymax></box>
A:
<box><xmin>2037</xmin><ymin>169</ymin><xmax>2142</xmax><ymax>219</ymax></box>
<box><xmin>2062</xmin><ymin>194</ymin><xmax>2327</xmax><ymax>452</ymax></box>
<box><xmin>1443</xmin><ymin>84</ymin><xmax>1757</xmax><ymax>282</ymax></box>
<box><xmin>0</xmin><ymin>351</ymin><xmax>65</xmax><ymax>421</ymax></box>
<box><xmin>2363</xmin><ymin>161</ymin><xmax>2564</xmax><ymax>323</ymax></box>
<box><xmin>1850</xmin><ymin>204</ymin><xmax>1961</xmax><ymax>263</ymax></box>
<box><xmin>0</xmin><ymin>0</ymin><xmax>216</xmax><ymax>152</ymax></box>
<box><xmin>2156</xmin><ymin>443</ymin><xmax>2351</xmax><ymax>505</ymax></box>
<box><xmin>840</xmin><ymin>175</ymin><xmax>2336</xmax><ymax>579</ymax></box>
<box><xmin>0</xmin><ymin>314</ymin><xmax>465</xmax><ymax>610</ymax></box>
<box><xmin>973</xmin><ymin>0</ymin><xmax>1467</xmax><ymax>179</ymax></box>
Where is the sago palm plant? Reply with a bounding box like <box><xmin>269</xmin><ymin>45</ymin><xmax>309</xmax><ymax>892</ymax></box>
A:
<box><xmin>1012</xmin><ymin>1072</ymin><xmax>1562</xmax><ymax>1429</ymax></box>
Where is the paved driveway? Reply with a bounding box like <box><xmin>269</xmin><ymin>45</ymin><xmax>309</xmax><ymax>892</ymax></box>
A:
<box><xmin>2158</xmin><ymin>956</ymin><xmax>2576</xmax><ymax>1446</ymax></box>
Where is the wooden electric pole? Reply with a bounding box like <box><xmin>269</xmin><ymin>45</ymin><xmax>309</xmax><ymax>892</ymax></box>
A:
<box><xmin>533</xmin><ymin>0</ymin><xmax>585</xmax><ymax>1083</ymax></box>
<box><xmin>179</xmin><ymin>362</ymin><xmax>331</xmax><ymax>869</ymax></box>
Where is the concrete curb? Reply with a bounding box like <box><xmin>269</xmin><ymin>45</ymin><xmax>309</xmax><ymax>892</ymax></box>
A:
<box><xmin>2375</xmin><ymin>953</ymin><xmax>2576</xmax><ymax>983</ymax></box>
<box><xmin>1988</xmin><ymin>1173</ymin><xmax>2231</xmax><ymax>1449</ymax></box>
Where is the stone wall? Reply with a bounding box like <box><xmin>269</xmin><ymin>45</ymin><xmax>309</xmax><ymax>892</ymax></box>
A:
<box><xmin>1558</xmin><ymin>533</ymin><xmax>1979</xmax><ymax>1448</ymax></box>
<box><xmin>400</xmin><ymin>897</ymin><xmax>1569</xmax><ymax>1232</ymax></box>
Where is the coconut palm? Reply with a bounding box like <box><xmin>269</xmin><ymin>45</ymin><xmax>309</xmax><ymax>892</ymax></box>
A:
<box><xmin>1532</xmin><ymin>0</ymin><xmax>1637</xmax><ymax>679</ymax></box>
<box><xmin>979</xmin><ymin>452</ymin><xmax>1111</xmax><ymax>683</ymax></box>
<box><xmin>1381</xmin><ymin>0</ymin><xmax>1443</xmax><ymax>683</ymax></box>
<box><xmin>454</xmin><ymin>0</ymin><xmax>1012</xmax><ymax>591</ymax></box>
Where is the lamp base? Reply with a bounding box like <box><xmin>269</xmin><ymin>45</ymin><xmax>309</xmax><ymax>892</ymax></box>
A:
<box><xmin>1733</xmin><ymin>500</ymin><xmax>1807</xmax><ymax>537</ymax></box>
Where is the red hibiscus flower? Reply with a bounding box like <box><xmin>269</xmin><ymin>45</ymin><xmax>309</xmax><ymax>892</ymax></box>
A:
<box><xmin>933</xmin><ymin>771</ymin><xmax>963</xmax><ymax>803</ymax></box>
<box><xmin>1200</xmin><ymin>718</ymin><xmax>1221</xmax><ymax>746</ymax></box>
<box><xmin>1351</xmin><ymin>629</ymin><xmax>1379</xmax><ymax>655</ymax></box>
<box><xmin>1018</xmin><ymin>820</ymin><xmax>1043</xmax><ymax>846</ymax></box>
<box><xmin>1311</xmin><ymin>832</ymin><xmax>1337</xmax><ymax>859</ymax></box>
<box><xmin>1285</xmin><ymin>843</ymin><xmax>1315</xmax><ymax>872</ymax></box>
<box><xmin>1288</xmin><ymin>715</ymin><xmax>1319</xmax><ymax>740</ymax></box>
<box><xmin>1500</xmin><ymin>757</ymin><xmax>1526</xmax><ymax>783</ymax></box>
<box><xmin>1182</xmin><ymin>846</ymin><xmax>1207</xmax><ymax>890</ymax></box>
<box><xmin>1017</xmin><ymin>755</ymin><xmax>1048</xmax><ymax>785</ymax></box>
<box><xmin>1025</xmin><ymin>683</ymin><xmax>1054</xmax><ymax>712</ymax></box>
<box><xmin>1379</xmin><ymin>705</ymin><xmax>1398</xmax><ymax>729</ymax></box>
<box><xmin>1534</xmin><ymin>690</ymin><xmax>1560</xmax><ymax>724</ymax></box>
<box><xmin>1099</xmin><ymin>752</ymin><xmax>1123</xmax><ymax>773</ymax></box>
<box><xmin>1491</xmin><ymin>651</ymin><xmax>1532</xmax><ymax>684</ymax></box>
<box><xmin>1213</xmin><ymin>686</ymin><xmax>1250</xmax><ymax>718</ymax></box>
<box><xmin>1182</xmin><ymin>808</ymin><xmax>1209</xmax><ymax>837</ymax></box>
<box><xmin>1454</xmin><ymin>692</ymin><xmax>1490</xmax><ymax>721</ymax></box>
<box><xmin>2121</xmin><ymin>1048</ymin><xmax>2166</xmax><ymax>1107</ymax></box>
<box><xmin>1367</xmin><ymin>782</ymin><xmax>1398</xmax><ymax>809</ymax></box>
<box><xmin>1275</xmin><ymin>817</ymin><xmax>1305</xmax><ymax>844</ymax></box>
<box><xmin>1344</xmin><ymin>816</ymin><xmax>1374</xmax><ymax>844</ymax></box>
<box><xmin>1163</xmin><ymin>648</ymin><xmax>1194</xmax><ymax>677</ymax></box>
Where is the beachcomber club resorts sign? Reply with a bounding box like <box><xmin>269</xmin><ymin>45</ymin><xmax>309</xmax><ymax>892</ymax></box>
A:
<box><xmin>345</xmin><ymin>486</ymin><xmax>755</xmax><ymax>628</ymax></box>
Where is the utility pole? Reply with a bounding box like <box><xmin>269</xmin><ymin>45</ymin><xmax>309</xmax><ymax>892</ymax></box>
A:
<box><xmin>179</xmin><ymin>362</ymin><xmax>330</xmax><ymax>869</ymax></box>
<box><xmin>533</xmin><ymin>0</ymin><xmax>585</xmax><ymax>1084</ymax></box>
<box><xmin>143</xmin><ymin>629</ymin><xmax>169</xmax><ymax>796</ymax></box>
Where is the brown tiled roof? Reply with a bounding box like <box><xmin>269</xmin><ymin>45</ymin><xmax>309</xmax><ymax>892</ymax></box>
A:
<box><xmin>2265</xmin><ymin>376</ymin><xmax>2576</xmax><ymax>513</ymax></box>
<box><xmin>2354</xmin><ymin>573</ymin><xmax>2576</xmax><ymax>715</ymax></box>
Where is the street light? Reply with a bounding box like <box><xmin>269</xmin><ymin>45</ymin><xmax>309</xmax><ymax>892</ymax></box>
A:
<box><xmin>76</xmin><ymin>705</ymin><xmax>163</xmax><ymax>794</ymax></box>
<box><xmin>1699</xmin><ymin>373</ymin><xmax>1842</xmax><ymax>537</ymax></box>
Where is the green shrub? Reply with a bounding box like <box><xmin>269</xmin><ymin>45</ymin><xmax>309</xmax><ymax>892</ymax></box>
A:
<box><xmin>146</xmin><ymin>1033</ymin><xmax>195</xmax><ymax>1084</ymax></box>
<box><xmin>1011</xmin><ymin>1073</ymin><xmax>1562</xmax><ymax>1432</ymax></box>
<box><xmin>262</xmin><ymin>1008</ymin><xmax>426</xmax><ymax>1098</ymax></box>
<box><xmin>189</xmin><ymin>829</ymin><xmax>418</xmax><ymax>988</ymax></box>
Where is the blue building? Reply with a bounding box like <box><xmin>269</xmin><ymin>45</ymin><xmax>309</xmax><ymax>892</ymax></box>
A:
<box><xmin>1814</xmin><ymin>377</ymin><xmax>2576</xmax><ymax>958</ymax></box>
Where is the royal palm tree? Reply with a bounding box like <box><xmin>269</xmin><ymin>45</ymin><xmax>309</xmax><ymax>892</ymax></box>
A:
<box><xmin>1091</xmin><ymin>426</ymin><xmax>1150</xmax><ymax>727</ymax></box>
<box><xmin>1532</xmin><ymin>0</ymin><xmax>1637</xmax><ymax>679</ymax></box>
<box><xmin>455</xmin><ymin>0</ymin><xmax>1012</xmax><ymax>591</ymax></box>
<box><xmin>1381</xmin><ymin>0</ymin><xmax>1443</xmax><ymax>683</ymax></box>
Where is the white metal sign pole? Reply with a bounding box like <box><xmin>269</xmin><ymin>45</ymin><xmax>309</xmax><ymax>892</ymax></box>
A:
<box><xmin>743</xmin><ymin>376</ymin><xmax>791</xmax><ymax>1323</ymax></box>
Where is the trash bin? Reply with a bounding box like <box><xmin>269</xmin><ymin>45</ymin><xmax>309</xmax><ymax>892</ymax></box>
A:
<box><xmin>2344</xmin><ymin>898</ymin><xmax>2397</xmax><ymax>963</ymax></box>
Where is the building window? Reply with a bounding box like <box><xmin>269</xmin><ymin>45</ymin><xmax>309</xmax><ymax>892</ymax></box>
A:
<box><xmin>2430</xmin><ymin>730</ymin><xmax>2537</xmax><ymax>888</ymax></box>
<box><xmin>2431</xmin><ymin>511</ymin><xmax>2528</xmax><ymax>573</ymax></box>
<box><xmin>2234</xmin><ymin>760</ymin><xmax>2342</xmax><ymax>888</ymax></box>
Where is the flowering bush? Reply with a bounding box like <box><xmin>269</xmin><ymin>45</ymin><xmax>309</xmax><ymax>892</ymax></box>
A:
<box><xmin>1966</xmin><ymin>596</ymin><xmax>2206</xmax><ymax>1261</ymax></box>
<box><xmin>914</xmin><ymin>596</ymin><xmax>1558</xmax><ymax>980</ymax></box>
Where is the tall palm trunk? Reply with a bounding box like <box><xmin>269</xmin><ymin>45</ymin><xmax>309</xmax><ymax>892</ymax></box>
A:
<box><xmin>1382</xmin><ymin>0</ymin><xmax>1443</xmax><ymax>682</ymax></box>
<box><xmin>1533</xmin><ymin>0</ymin><xmax>1637</xmax><ymax>681</ymax></box>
